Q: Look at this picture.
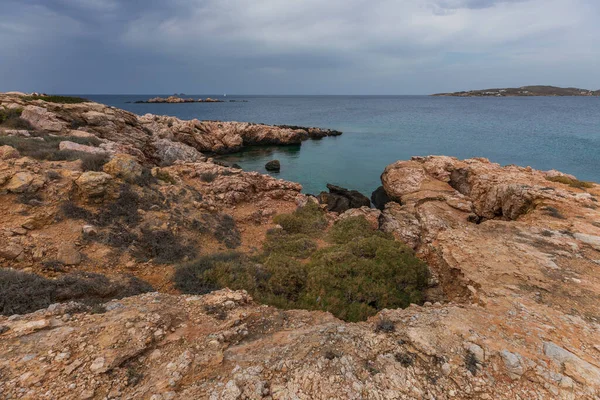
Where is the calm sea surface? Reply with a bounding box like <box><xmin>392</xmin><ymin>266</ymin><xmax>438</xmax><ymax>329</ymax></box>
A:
<box><xmin>84</xmin><ymin>95</ymin><xmax>600</xmax><ymax>196</ymax></box>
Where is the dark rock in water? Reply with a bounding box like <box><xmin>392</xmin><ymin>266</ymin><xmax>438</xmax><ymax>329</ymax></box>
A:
<box><xmin>318</xmin><ymin>184</ymin><xmax>370</xmax><ymax>213</ymax></box>
<box><xmin>371</xmin><ymin>186</ymin><xmax>390</xmax><ymax>210</ymax></box>
<box><xmin>265</xmin><ymin>160</ymin><xmax>281</xmax><ymax>172</ymax></box>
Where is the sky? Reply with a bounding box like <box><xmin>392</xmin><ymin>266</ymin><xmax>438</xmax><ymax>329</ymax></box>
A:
<box><xmin>0</xmin><ymin>0</ymin><xmax>598</xmax><ymax>94</ymax></box>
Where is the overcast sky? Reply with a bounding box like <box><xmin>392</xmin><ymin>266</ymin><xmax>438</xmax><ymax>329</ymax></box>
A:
<box><xmin>1</xmin><ymin>0</ymin><xmax>598</xmax><ymax>94</ymax></box>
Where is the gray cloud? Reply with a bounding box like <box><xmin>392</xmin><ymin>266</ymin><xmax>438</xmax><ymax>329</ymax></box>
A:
<box><xmin>0</xmin><ymin>0</ymin><xmax>598</xmax><ymax>94</ymax></box>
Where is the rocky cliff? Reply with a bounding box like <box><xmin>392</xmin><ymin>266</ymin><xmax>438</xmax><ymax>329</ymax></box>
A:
<box><xmin>1</xmin><ymin>94</ymin><xmax>600</xmax><ymax>399</ymax></box>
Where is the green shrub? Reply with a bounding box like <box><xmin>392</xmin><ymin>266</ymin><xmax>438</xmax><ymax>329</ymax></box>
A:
<box><xmin>546</xmin><ymin>175</ymin><xmax>594</xmax><ymax>189</ymax></box>
<box><xmin>0</xmin><ymin>108</ymin><xmax>32</xmax><ymax>130</ymax></box>
<box><xmin>173</xmin><ymin>252</ymin><xmax>256</xmax><ymax>294</ymax></box>
<box><xmin>302</xmin><ymin>234</ymin><xmax>429</xmax><ymax>321</ymax></box>
<box><xmin>328</xmin><ymin>216</ymin><xmax>390</xmax><ymax>244</ymax></box>
<box><xmin>22</xmin><ymin>95</ymin><xmax>89</xmax><ymax>104</ymax></box>
<box><xmin>261</xmin><ymin>254</ymin><xmax>307</xmax><ymax>304</ymax></box>
<box><xmin>0</xmin><ymin>108</ymin><xmax>22</xmax><ymax>123</ymax></box>
<box><xmin>273</xmin><ymin>202</ymin><xmax>327</xmax><ymax>236</ymax></box>
<box><xmin>175</xmin><ymin>215</ymin><xmax>429</xmax><ymax>322</ymax></box>
<box><xmin>0</xmin><ymin>269</ymin><xmax>153</xmax><ymax>316</ymax></box>
<box><xmin>262</xmin><ymin>229</ymin><xmax>317</xmax><ymax>259</ymax></box>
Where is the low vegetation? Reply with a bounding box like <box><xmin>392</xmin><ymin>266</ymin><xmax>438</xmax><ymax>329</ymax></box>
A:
<box><xmin>0</xmin><ymin>108</ymin><xmax>33</xmax><ymax>130</ymax></box>
<box><xmin>174</xmin><ymin>204</ymin><xmax>429</xmax><ymax>322</ymax></box>
<box><xmin>546</xmin><ymin>175</ymin><xmax>594</xmax><ymax>189</ymax></box>
<box><xmin>80</xmin><ymin>153</ymin><xmax>109</xmax><ymax>172</ymax></box>
<box><xmin>61</xmin><ymin>184</ymin><xmax>215</xmax><ymax>264</ymax></box>
<box><xmin>0</xmin><ymin>269</ymin><xmax>153</xmax><ymax>316</ymax></box>
<box><xmin>132</xmin><ymin>227</ymin><xmax>197</xmax><ymax>264</ymax></box>
<box><xmin>22</xmin><ymin>95</ymin><xmax>89</xmax><ymax>104</ymax></box>
<box><xmin>0</xmin><ymin>134</ymin><xmax>102</xmax><ymax>162</ymax></box>
<box><xmin>272</xmin><ymin>201</ymin><xmax>328</xmax><ymax>236</ymax></box>
<box><xmin>200</xmin><ymin>171</ymin><xmax>217</xmax><ymax>183</ymax></box>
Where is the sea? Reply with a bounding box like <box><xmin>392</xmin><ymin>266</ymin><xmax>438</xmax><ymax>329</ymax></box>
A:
<box><xmin>84</xmin><ymin>95</ymin><xmax>600</xmax><ymax>196</ymax></box>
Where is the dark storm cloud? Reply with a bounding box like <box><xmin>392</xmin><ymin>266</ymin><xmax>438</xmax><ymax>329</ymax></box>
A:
<box><xmin>1</xmin><ymin>0</ymin><xmax>598</xmax><ymax>94</ymax></box>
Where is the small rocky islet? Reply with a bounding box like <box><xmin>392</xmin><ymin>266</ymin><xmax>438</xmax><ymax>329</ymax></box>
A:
<box><xmin>131</xmin><ymin>95</ymin><xmax>248</xmax><ymax>104</ymax></box>
<box><xmin>1</xmin><ymin>92</ymin><xmax>600</xmax><ymax>399</ymax></box>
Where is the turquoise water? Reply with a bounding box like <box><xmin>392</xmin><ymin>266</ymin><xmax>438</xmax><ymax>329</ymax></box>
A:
<box><xmin>86</xmin><ymin>95</ymin><xmax>600</xmax><ymax>195</ymax></box>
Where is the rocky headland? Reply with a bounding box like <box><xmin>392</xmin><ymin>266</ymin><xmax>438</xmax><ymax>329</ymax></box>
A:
<box><xmin>1</xmin><ymin>93</ymin><xmax>600</xmax><ymax>399</ymax></box>
<box><xmin>433</xmin><ymin>85</ymin><xmax>600</xmax><ymax>97</ymax></box>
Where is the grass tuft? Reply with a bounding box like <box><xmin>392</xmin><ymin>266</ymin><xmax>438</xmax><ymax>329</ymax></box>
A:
<box><xmin>546</xmin><ymin>175</ymin><xmax>594</xmax><ymax>189</ymax></box>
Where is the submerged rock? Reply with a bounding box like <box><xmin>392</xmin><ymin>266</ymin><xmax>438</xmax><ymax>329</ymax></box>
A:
<box><xmin>265</xmin><ymin>159</ymin><xmax>280</xmax><ymax>172</ymax></box>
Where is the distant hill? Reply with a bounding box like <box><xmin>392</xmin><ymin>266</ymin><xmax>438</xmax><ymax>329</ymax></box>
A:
<box><xmin>432</xmin><ymin>85</ymin><xmax>600</xmax><ymax>97</ymax></box>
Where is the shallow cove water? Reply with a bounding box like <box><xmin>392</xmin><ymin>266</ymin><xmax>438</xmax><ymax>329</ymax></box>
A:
<box><xmin>85</xmin><ymin>95</ymin><xmax>600</xmax><ymax>195</ymax></box>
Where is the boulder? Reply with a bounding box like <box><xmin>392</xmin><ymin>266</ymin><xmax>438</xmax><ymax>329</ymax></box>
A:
<box><xmin>0</xmin><ymin>145</ymin><xmax>20</xmax><ymax>160</ymax></box>
<box><xmin>20</xmin><ymin>105</ymin><xmax>66</xmax><ymax>132</ymax></box>
<box><xmin>56</xmin><ymin>243</ymin><xmax>81</xmax><ymax>266</ymax></box>
<box><xmin>0</xmin><ymin>243</ymin><xmax>24</xmax><ymax>260</ymax></box>
<box><xmin>153</xmin><ymin>139</ymin><xmax>205</xmax><ymax>166</ymax></box>
<box><xmin>371</xmin><ymin>186</ymin><xmax>390</xmax><ymax>210</ymax></box>
<box><xmin>2</xmin><ymin>130</ymin><xmax>30</xmax><ymax>137</ymax></box>
<box><xmin>4</xmin><ymin>172</ymin><xmax>35</xmax><ymax>193</ymax></box>
<box><xmin>68</xmin><ymin>130</ymin><xmax>97</xmax><ymax>138</ymax></box>
<box><xmin>82</xmin><ymin>111</ymin><xmax>111</xmax><ymax>126</ymax></box>
<box><xmin>318</xmin><ymin>184</ymin><xmax>370</xmax><ymax>213</ymax></box>
<box><xmin>265</xmin><ymin>160</ymin><xmax>281</xmax><ymax>172</ymax></box>
<box><xmin>103</xmin><ymin>154</ymin><xmax>143</xmax><ymax>182</ymax></box>
<box><xmin>75</xmin><ymin>171</ymin><xmax>112</xmax><ymax>197</ymax></box>
<box><xmin>59</xmin><ymin>141</ymin><xmax>108</xmax><ymax>155</ymax></box>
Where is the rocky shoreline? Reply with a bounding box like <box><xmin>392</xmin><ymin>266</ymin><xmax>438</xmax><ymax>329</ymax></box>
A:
<box><xmin>1</xmin><ymin>93</ymin><xmax>600</xmax><ymax>399</ymax></box>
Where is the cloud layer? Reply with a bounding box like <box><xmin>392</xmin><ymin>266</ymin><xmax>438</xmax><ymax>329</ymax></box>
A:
<box><xmin>1</xmin><ymin>0</ymin><xmax>597</xmax><ymax>94</ymax></box>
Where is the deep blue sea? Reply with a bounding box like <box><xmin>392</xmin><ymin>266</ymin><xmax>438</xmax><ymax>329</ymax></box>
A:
<box><xmin>84</xmin><ymin>95</ymin><xmax>600</xmax><ymax>196</ymax></box>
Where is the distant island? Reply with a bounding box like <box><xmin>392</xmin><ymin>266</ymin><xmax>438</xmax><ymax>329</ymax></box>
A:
<box><xmin>432</xmin><ymin>85</ymin><xmax>600</xmax><ymax>97</ymax></box>
<box><xmin>132</xmin><ymin>96</ymin><xmax>248</xmax><ymax>104</ymax></box>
